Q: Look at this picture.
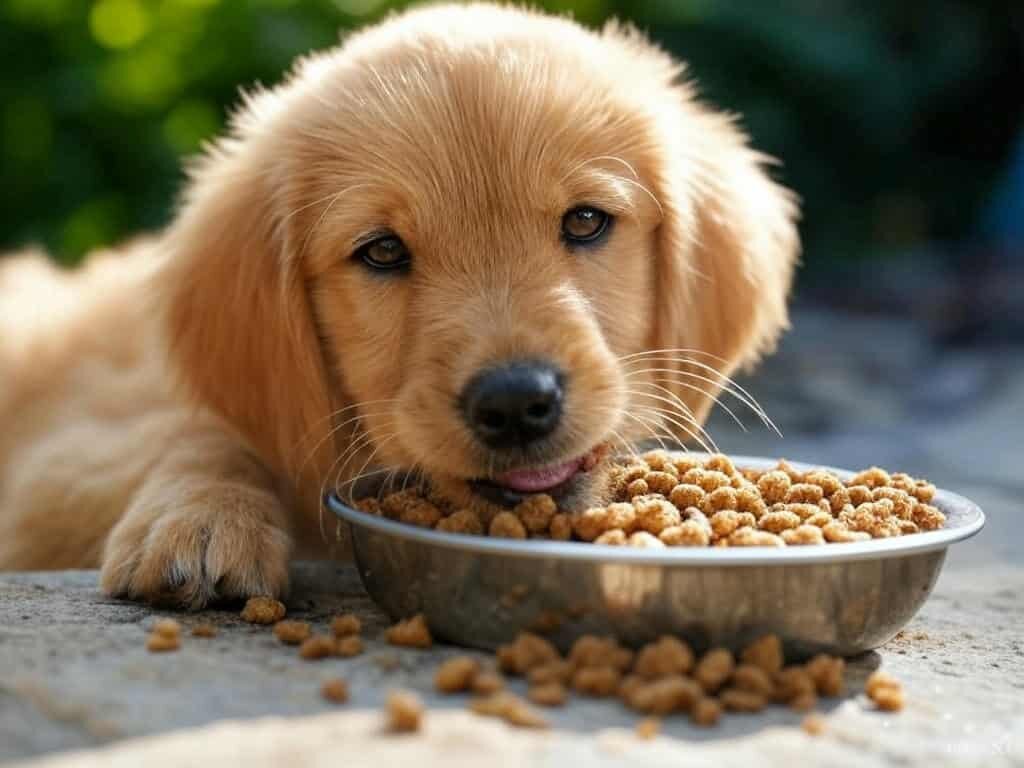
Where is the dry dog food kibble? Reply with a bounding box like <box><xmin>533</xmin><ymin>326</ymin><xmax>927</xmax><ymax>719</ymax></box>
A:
<box><xmin>146</xmin><ymin>618</ymin><xmax>181</xmax><ymax>652</ymax></box>
<box><xmin>865</xmin><ymin>670</ymin><xmax>905</xmax><ymax>711</ymax></box>
<box><xmin>528</xmin><ymin>682</ymin><xmax>568</xmax><ymax>707</ymax></box>
<box><xmin>426</xmin><ymin>630</ymin><xmax>880</xmax><ymax>730</ymax></box>
<box><xmin>362</xmin><ymin>453</ymin><xmax>943</xmax><ymax>547</ymax></box>
<box><xmin>273</xmin><ymin>620</ymin><xmax>311</xmax><ymax>645</ymax></box>
<box><xmin>385</xmin><ymin>614</ymin><xmax>433</xmax><ymax>648</ymax></box>
<box><xmin>386</xmin><ymin>690</ymin><xmax>424</xmax><ymax>732</ymax></box>
<box><xmin>241</xmin><ymin>596</ymin><xmax>286</xmax><ymax>624</ymax></box>
<box><xmin>471</xmin><ymin>671</ymin><xmax>505</xmax><ymax>695</ymax></box>
<box><xmin>635</xmin><ymin>717</ymin><xmax>661</xmax><ymax>739</ymax></box>
<box><xmin>434</xmin><ymin>656</ymin><xmax>480</xmax><ymax>693</ymax></box>
<box><xmin>298</xmin><ymin>634</ymin><xmax>337</xmax><ymax>661</ymax></box>
<box><xmin>802</xmin><ymin>713</ymin><xmax>827</xmax><ymax>735</ymax></box>
<box><xmin>694</xmin><ymin>648</ymin><xmax>735</xmax><ymax>693</ymax></box>
<box><xmin>321</xmin><ymin>678</ymin><xmax>349</xmax><ymax>703</ymax></box>
<box><xmin>191</xmin><ymin>623</ymin><xmax>218</xmax><ymax>638</ymax></box>
<box><xmin>691</xmin><ymin>696</ymin><xmax>723</xmax><ymax>726</ymax></box>
<box><xmin>330</xmin><ymin>614</ymin><xmax>361</xmax><ymax>637</ymax></box>
<box><xmin>336</xmin><ymin>635</ymin><xmax>364</xmax><ymax>658</ymax></box>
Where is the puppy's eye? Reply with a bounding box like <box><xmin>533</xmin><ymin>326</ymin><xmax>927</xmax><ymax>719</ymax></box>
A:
<box><xmin>354</xmin><ymin>234</ymin><xmax>411</xmax><ymax>272</ymax></box>
<box><xmin>561</xmin><ymin>206</ymin><xmax>611</xmax><ymax>246</ymax></box>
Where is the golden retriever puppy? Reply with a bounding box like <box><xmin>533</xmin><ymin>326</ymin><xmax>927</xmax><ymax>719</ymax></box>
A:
<box><xmin>0</xmin><ymin>4</ymin><xmax>797</xmax><ymax>606</ymax></box>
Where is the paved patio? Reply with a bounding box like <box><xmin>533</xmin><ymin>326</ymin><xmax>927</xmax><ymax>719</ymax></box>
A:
<box><xmin>2</xmin><ymin>308</ymin><xmax>1022</xmax><ymax>766</ymax></box>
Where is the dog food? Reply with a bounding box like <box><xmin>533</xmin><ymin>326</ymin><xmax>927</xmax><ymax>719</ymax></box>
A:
<box><xmin>428</xmin><ymin>630</ymin><xmax>864</xmax><ymax>729</ymax></box>
<box><xmin>146</xmin><ymin>618</ymin><xmax>181</xmax><ymax>652</ymax></box>
<box><xmin>865</xmin><ymin>670</ymin><xmax>905</xmax><ymax>711</ymax></box>
<box><xmin>298</xmin><ymin>634</ymin><xmax>337</xmax><ymax>660</ymax></box>
<box><xmin>635</xmin><ymin>717</ymin><xmax>661</xmax><ymax>739</ymax></box>
<box><xmin>331</xmin><ymin>614</ymin><xmax>362</xmax><ymax>637</ymax></box>
<box><xmin>802</xmin><ymin>713</ymin><xmax>827</xmax><ymax>735</ymax></box>
<box><xmin>321</xmin><ymin>678</ymin><xmax>349</xmax><ymax>703</ymax></box>
<box><xmin>528</xmin><ymin>682</ymin><xmax>568</xmax><ymax>707</ymax></box>
<box><xmin>241</xmin><ymin>596</ymin><xmax>286</xmax><ymax>624</ymax></box>
<box><xmin>386</xmin><ymin>690</ymin><xmax>424</xmax><ymax>732</ymax></box>
<box><xmin>470</xmin><ymin>671</ymin><xmax>505</xmax><ymax>695</ymax></box>
<box><xmin>385</xmin><ymin>614</ymin><xmax>433</xmax><ymax>648</ymax></box>
<box><xmin>273</xmin><ymin>620</ymin><xmax>311</xmax><ymax>645</ymax></box>
<box><xmin>336</xmin><ymin>635</ymin><xmax>364</xmax><ymax>657</ymax></box>
<box><xmin>360</xmin><ymin>452</ymin><xmax>943</xmax><ymax>547</ymax></box>
<box><xmin>434</xmin><ymin>656</ymin><xmax>480</xmax><ymax>693</ymax></box>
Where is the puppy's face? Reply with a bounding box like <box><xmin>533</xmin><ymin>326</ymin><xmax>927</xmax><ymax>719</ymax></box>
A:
<box><xmin>301</xmin><ymin>58</ymin><xmax>664</xmax><ymax>507</ymax></box>
<box><xmin>166</xmin><ymin>5</ymin><xmax>798</xmax><ymax>516</ymax></box>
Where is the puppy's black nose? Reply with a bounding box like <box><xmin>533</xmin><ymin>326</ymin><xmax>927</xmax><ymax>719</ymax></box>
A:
<box><xmin>462</xmin><ymin>361</ymin><xmax>564</xmax><ymax>449</ymax></box>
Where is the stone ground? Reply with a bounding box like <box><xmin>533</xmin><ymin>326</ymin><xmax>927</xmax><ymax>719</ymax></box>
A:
<box><xmin>2</xmin><ymin>307</ymin><xmax>1023</xmax><ymax>766</ymax></box>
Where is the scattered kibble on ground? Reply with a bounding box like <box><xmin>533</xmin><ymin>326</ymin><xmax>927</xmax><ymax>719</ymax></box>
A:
<box><xmin>385</xmin><ymin>614</ymin><xmax>433</xmax><ymax>648</ymax></box>
<box><xmin>273</xmin><ymin>620</ymin><xmax>311</xmax><ymax>645</ymax></box>
<box><xmin>635</xmin><ymin>717</ymin><xmax>660</xmax><ymax>739</ymax></box>
<box><xmin>336</xmin><ymin>635</ymin><xmax>364</xmax><ymax>658</ymax></box>
<box><xmin>386</xmin><ymin>690</ymin><xmax>424</xmax><ymax>732</ymax></box>
<box><xmin>321</xmin><ymin>678</ymin><xmax>349</xmax><ymax>703</ymax></box>
<box><xmin>432</xmin><ymin>631</ymin><xmax>862</xmax><ymax>729</ymax></box>
<box><xmin>866</xmin><ymin>670</ymin><xmax>905</xmax><ymax>711</ymax></box>
<box><xmin>298</xmin><ymin>634</ymin><xmax>337</xmax><ymax>661</ymax></box>
<box><xmin>240</xmin><ymin>596</ymin><xmax>286</xmax><ymax>624</ymax></box>
<box><xmin>331</xmin><ymin>614</ymin><xmax>362</xmax><ymax>637</ymax></box>
<box><xmin>145</xmin><ymin>618</ymin><xmax>181</xmax><ymax>652</ymax></box>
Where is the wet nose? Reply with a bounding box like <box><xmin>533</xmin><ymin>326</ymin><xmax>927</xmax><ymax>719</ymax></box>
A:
<box><xmin>461</xmin><ymin>360</ymin><xmax>564</xmax><ymax>449</ymax></box>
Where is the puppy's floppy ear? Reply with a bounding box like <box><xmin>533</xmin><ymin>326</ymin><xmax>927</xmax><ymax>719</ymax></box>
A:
<box><xmin>160</xmin><ymin>132</ymin><xmax>337</xmax><ymax>494</ymax></box>
<box><xmin>649</xmin><ymin>93</ymin><xmax>800</xmax><ymax>429</ymax></box>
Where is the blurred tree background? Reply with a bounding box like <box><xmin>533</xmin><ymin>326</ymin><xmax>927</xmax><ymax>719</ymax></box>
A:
<box><xmin>1</xmin><ymin>0</ymin><xmax>1022</xmax><ymax>278</ymax></box>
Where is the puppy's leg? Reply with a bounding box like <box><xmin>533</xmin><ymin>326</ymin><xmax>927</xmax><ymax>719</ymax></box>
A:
<box><xmin>100</xmin><ymin>431</ymin><xmax>292</xmax><ymax>609</ymax></box>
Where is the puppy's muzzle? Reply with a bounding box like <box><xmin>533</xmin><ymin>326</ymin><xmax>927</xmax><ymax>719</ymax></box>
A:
<box><xmin>460</xmin><ymin>359</ymin><xmax>564</xmax><ymax>450</ymax></box>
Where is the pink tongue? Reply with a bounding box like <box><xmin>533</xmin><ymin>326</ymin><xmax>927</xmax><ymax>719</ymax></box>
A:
<box><xmin>494</xmin><ymin>457</ymin><xmax>582</xmax><ymax>493</ymax></box>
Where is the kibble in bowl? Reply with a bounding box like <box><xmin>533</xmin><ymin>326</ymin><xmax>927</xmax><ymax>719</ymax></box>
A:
<box><xmin>328</xmin><ymin>453</ymin><xmax>983</xmax><ymax>657</ymax></box>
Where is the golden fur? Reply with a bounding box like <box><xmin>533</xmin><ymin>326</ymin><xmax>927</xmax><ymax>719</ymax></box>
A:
<box><xmin>0</xmin><ymin>4</ymin><xmax>798</xmax><ymax>607</ymax></box>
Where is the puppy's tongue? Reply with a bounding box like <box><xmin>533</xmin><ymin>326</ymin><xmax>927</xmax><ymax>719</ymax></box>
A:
<box><xmin>493</xmin><ymin>457</ymin><xmax>582</xmax><ymax>493</ymax></box>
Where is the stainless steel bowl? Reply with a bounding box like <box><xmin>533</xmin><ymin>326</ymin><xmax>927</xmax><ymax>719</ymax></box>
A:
<box><xmin>327</xmin><ymin>455</ymin><xmax>984</xmax><ymax>657</ymax></box>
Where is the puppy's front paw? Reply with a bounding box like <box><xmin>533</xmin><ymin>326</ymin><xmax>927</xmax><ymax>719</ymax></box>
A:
<box><xmin>101</xmin><ymin>484</ymin><xmax>292</xmax><ymax>609</ymax></box>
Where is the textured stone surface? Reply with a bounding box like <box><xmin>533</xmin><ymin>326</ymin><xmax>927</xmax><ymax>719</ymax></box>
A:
<box><xmin>1</xmin><ymin>561</ymin><xmax>1022</xmax><ymax>767</ymax></box>
<box><xmin>2</xmin><ymin>310</ymin><xmax>1023</xmax><ymax>766</ymax></box>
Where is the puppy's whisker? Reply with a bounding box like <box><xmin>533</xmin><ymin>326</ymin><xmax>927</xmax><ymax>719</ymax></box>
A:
<box><xmin>297</xmin><ymin>182</ymin><xmax>373</xmax><ymax>258</ymax></box>
<box><xmin>606</xmin><ymin>426</ymin><xmax>641</xmax><ymax>462</ymax></box>
<box><xmin>631</xmin><ymin>375</ymin><xmax>748</xmax><ymax>433</ymax></box>
<box><xmin>315</xmin><ymin>417</ymin><xmax>391</xmax><ymax>495</ymax></box>
<box><xmin>316</xmin><ymin>422</ymin><xmax>395</xmax><ymax>539</ymax></box>
<box><xmin>624</xmin><ymin>362</ymin><xmax>778</xmax><ymax>435</ymax></box>
<box><xmin>298</xmin><ymin>406</ymin><xmax>398</xmax><ymax>476</ymax></box>
<box><xmin>616</xmin><ymin>176</ymin><xmax>664</xmax><ymax>216</ymax></box>
<box><xmin>618</xmin><ymin>347</ymin><xmax>732</xmax><ymax>364</ymax></box>
<box><xmin>627</xmin><ymin>380</ymin><xmax>725</xmax><ymax>445</ymax></box>
<box><xmin>626</xmin><ymin>397</ymin><xmax>718</xmax><ymax>455</ymax></box>
<box><xmin>621</xmin><ymin>412</ymin><xmax>695</xmax><ymax>457</ymax></box>
<box><xmin>630</xmin><ymin>403</ymin><xmax>718</xmax><ymax>455</ymax></box>
<box><xmin>629</xmin><ymin>367</ymin><xmax>760</xmax><ymax>431</ymax></box>
<box><xmin>584</xmin><ymin>413</ymin><xmax>642</xmax><ymax>462</ymax></box>
<box><xmin>336</xmin><ymin>433</ymin><xmax>400</xmax><ymax>502</ymax></box>
<box><xmin>615</xmin><ymin>409</ymin><xmax>671</xmax><ymax>453</ymax></box>
<box><xmin>558</xmin><ymin>154</ymin><xmax>640</xmax><ymax>185</ymax></box>
<box><xmin>619</xmin><ymin>351</ymin><xmax>779</xmax><ymax>435</ymax></box>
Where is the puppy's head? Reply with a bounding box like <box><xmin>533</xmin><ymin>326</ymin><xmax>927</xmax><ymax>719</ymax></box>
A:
<box><xmin>163</xmin><ymin>5</ymin><xmax>798</xmax><ymax>521</ymax></box>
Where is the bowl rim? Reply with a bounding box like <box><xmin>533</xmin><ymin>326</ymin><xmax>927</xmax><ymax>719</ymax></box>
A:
<box><xmin>326</xmin><ymin>454</ymin><xmax>985</xmax><ymax>566</ymax></box>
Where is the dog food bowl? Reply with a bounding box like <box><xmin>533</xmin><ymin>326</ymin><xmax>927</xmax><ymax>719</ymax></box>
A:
<box><xmin>327</xmin><ymin>455</ymin><xmax>984</xmax><ymax>657</ymax></box>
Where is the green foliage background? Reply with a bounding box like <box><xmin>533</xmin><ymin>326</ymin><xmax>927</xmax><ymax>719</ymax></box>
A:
<box><xmin>1</xmin><ymin>0</ymin><xmax>1021</xmax><ymax>268</ymax></box>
